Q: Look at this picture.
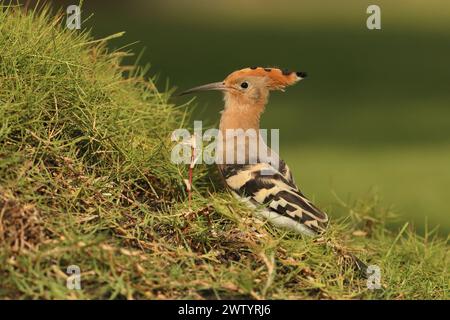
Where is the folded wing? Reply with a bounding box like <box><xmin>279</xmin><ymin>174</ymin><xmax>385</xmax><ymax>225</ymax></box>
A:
<box><xmin>220</xmin><ymin>161</ymin><xmax>329</xmax><ymax>235</ymax></box>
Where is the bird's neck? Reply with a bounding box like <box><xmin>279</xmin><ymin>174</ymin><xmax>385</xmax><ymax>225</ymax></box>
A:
<box><xmin>217</xmin><ymin>99</ymin><xmax>268</xmax><ymax>167</ymax></box>
<box><xmin>219</xmin><ymin>100</ymin><xmax>266</xmax><ymax>133</ymax></box>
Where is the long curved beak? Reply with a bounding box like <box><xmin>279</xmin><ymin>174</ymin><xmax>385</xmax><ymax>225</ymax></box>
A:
<box><xmin>178</xmin><ymin>82</ymin><xmax>227</xmax><ymax>96</ymax></box>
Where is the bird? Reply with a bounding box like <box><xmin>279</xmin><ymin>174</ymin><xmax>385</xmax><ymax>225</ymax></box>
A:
<box><xmin>180</xmin><ymin>66</ymin><xmax>329</xmax><ymax>236</ymax></box>
<box><xmin>179</xmin><ymin>67</ymin><xmax>367</xmax><ymax>274</ymax></box>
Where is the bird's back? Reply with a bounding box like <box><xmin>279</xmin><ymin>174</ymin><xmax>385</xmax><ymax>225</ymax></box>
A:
<box><xmin>219</xmin><ymin>157</ymin><xmax>329</xmax><ymax>236</ymax></box>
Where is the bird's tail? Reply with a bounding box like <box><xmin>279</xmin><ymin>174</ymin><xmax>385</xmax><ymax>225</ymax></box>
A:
<box><xmin>350</xmin><ymin>253</ymin><xmax>369</xmax><ymax>278</ymax></box>
<box><xmin>321</xmin><ymin>239</ymin><xmax>369</xmax><ymax>278</ymax></box>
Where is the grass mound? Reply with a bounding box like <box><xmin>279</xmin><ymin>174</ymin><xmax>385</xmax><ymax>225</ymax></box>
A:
<box><xmin>0</xmin><ymin>4</ymin><xmax>448</xmax><ymax>299</ymax></box>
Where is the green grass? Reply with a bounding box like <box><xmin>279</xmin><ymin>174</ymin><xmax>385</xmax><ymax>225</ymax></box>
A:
<box><xmin>0</xmin><ymin>4</ymin><xmax>448</xmax><ymax>299</ymax></box>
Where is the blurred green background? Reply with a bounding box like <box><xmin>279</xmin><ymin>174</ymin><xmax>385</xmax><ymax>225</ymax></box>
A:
<box><xmin>30</xmin><ymin>1</ymin><xmax>450</xmax><ymax>233</ymax></box>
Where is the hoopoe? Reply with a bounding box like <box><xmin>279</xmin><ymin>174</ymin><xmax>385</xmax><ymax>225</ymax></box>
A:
<box><xmin>180</xmin><ymin>67</ymin><xmax>328</xmax><ymax>236</ymax></box>
<box><xmin>181</xmin><ymin>67</ymin><xmax>368</xmax><ymax>275</ymax></box>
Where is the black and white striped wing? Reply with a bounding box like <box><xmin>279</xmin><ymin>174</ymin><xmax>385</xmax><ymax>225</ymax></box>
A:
<box><xmin>220</xmin><ymin>162</ymin><xmax>329</xmax><ymax>235</ymax></box>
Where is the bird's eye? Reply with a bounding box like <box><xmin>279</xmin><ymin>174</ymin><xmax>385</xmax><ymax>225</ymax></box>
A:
<box><xmin>240</xmin><ymin>81</ymin><xmax>249</xmax><ymax>89</ymax></box>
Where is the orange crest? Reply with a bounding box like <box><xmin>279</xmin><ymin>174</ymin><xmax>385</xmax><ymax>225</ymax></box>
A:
<box><xmin>225</xmin><ymin>67</ymin><xmax>306</xmax><ymax>91</ymax></box>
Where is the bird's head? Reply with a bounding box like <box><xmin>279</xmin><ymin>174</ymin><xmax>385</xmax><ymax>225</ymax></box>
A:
<box><xmin>180</xmin><ymin>67</ymin><xmax>307</xmax><ymax>107</ymax></box>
